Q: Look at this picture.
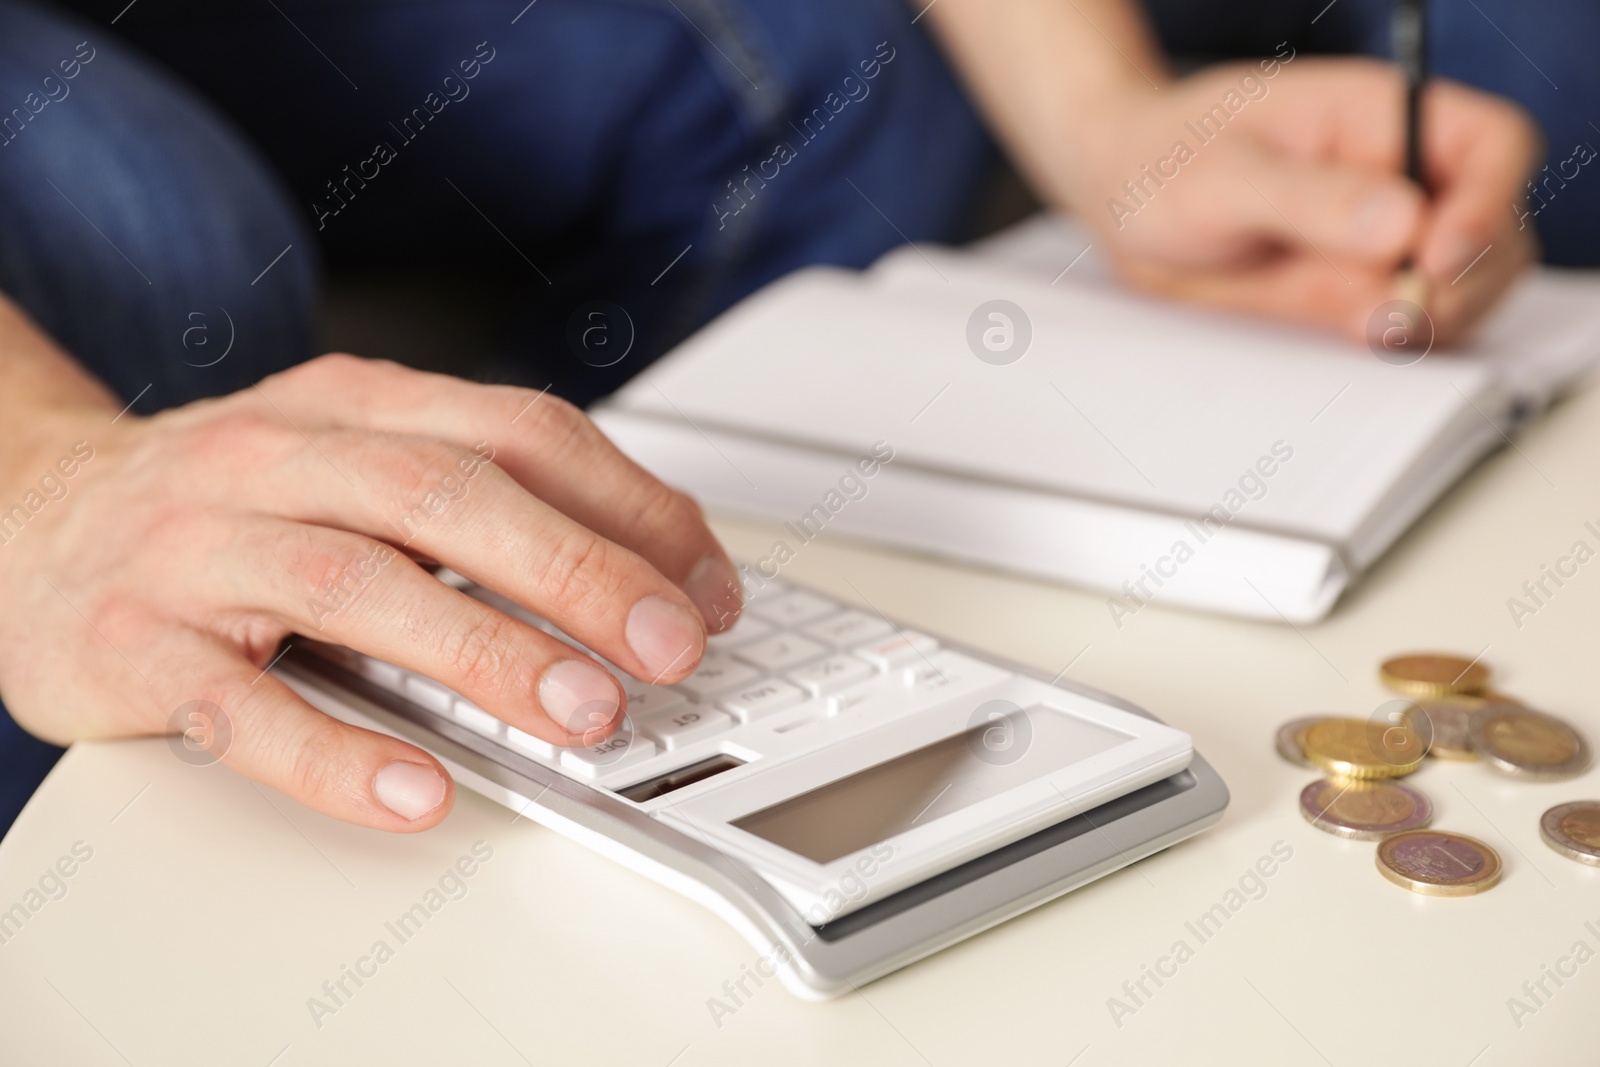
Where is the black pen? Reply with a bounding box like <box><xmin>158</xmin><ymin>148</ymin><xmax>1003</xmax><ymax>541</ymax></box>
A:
<box><xmin>1392</xmin><ymin>0</ymin><xmax>1428</xmax><ymax>307</ymax></box>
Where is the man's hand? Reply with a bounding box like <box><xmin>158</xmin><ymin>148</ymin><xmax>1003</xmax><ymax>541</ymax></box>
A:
<box><xmin>1063</xmin><ymin>58</ymin><xmax>1543</xmax><ymax>343</ymax></box>
<box><xmin>0</xmin><ymin>353</ymin><xmax>743</xmax><ymax>831</ymax></box>
<box><xmin>922</xmin><ymin>0</ymin><xmax>1544</xmax><ymax>343</ymax></box>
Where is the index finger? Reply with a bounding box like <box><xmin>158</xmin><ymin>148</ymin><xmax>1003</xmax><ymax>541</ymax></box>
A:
<box><xmin>260</xmin><ymin>355</ymin><xmax>745</xmax><ymax>633</ymax></box>
<box><xmin>1415</xmin><ymin>79</ymin><xmax>1543</xmax><ymax>280</ymax></box>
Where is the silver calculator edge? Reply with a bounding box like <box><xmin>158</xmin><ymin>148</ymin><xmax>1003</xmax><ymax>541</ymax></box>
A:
<box><xmin>275</xmin><ymin>631</ymin><xmax>1228</xmax><ymax>1001</ymax></box>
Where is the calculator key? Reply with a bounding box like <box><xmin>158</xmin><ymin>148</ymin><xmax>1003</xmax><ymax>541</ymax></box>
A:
<box><xmin>905</xmin><ymin>651</ymin><xmax>1013</xmax><ymax>697</ymax></box>
<box><xmin>604</xmin><ymin>659</ymin><xmax>636</xmax><ymax>694</ymax></box>
<box><xmin>675</xmin><ymin>651</ymin><xmax>762</xmax><ymax>701</ymax></box>
<box><xmin>611</xmin><ymin>667</ymin><xmax>670</xmax><ymax>701</ymax></box>
<box><xmin>733</xmin><ymin>633</ymin><xmax>828</xmax><ymax>673</ymax></box>
<box><xmin>856</xmin><ymin>631</ymin><xmax>940</xmax><ymax>670</ymax></box>
<box><xmin>546</xmin><ymin>627</ymin><xmax>591</xmax><ymax>654</ymax></box>
<box><xmin>707</xmin><ymin>616</ymin><xmax>774</xmax><ymax>650</ymax></box>
<box><xmin>720</xmin><ymin>679</ymin><xmax>808</xmax><ymax>721</ymax></box>
<box><xmin>465</xmin><ymin>586</ymin><xmax>546</xmax><ymax>630</ymax></box>
<box><xmin>748</xmin><ymin>590</ymin><xmax>837</xmax><ymax>627</ymax></box>
<box><xmin>827</xmin><ymin>684</ymin><xmax>902</xmax><ymax>719</ymax></box>
<box><xmin>787</xmin><ymin>654</ymin><xmax>875</xmax><ymax>697</ymax></box>
<box><xmin>505</xmin><ymin>725</ymin><xmax>556</xmax><ymax>761</ymax></box>
<box><xmin>357</xmin><ymin>657</ymin><xmax>404</xmax><ymax>689</ymax></box>
<box><xmin>639</xmin><ymin>706</ymin><xmax>735</xmax><ymax>750</ymax></box>
<box><xmin>402</xmin><ymin>674</ymin><xmax>455</xmax><ymax>715</ymax></box>
<box><xmin>743</xmin><ymin>577</ymin><xmax>790</xmax><ymax>602</ymax></box>
<box><xmin>801</xmin><ymin>610</ymin><xmax>893</xmax><ymax>649</ymax></box>
<box><xmin>560</xmin><ymin>731</ymin><xmax>658</xmax><ymax>778</ymax></box>
<box><xmin>452</xmin><ymin>699</ymin><xmax>503</xmax><ymax>736</ymax></box>
<box><xmin>622</xmin><ymin>684</ymin><xmax>688</xmax><ymax>719</ymax></box>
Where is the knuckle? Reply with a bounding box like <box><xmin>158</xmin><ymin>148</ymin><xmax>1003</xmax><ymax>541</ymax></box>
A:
<box><xmin>197</xmin><ymin>675</ymin><xmax>345</xmax><ymax>800</ymax></box>
<box><xmin>308</xmin><ymin>351</ymin><xmax>366</xmax><ymax>374</ymax></box>
<box><xmin>380</xmin><ymin>439</ymin><xmax>479</xmax><ymax>507</ymax></box>
<box><xmin>521</xmin><ymin>394</ymin><xmax>593</xmax><ymax>452</ymax></box>
<box><xmin>289</xmin><ymin>535</ymin><xmax>390</xmax><ymax>607</ymax></box>
<box><xmin>264</xmin><ymin>351</ymin><xmax>357</xmax><ymax>392</ymax></box>
<box><xmin>176</xmin><ymin>409</ymin><xmax>295</xmax><ymax>468</ymax></box>
<box><xmin>441</xmin><ymin>608</ymin><xmax>525</xmax><ymax>696</ymax></box>
<box><xmin>284</xmin><ymin>714</ymin><xmax>347</xmax><ymax>801</ymax></box>
<box><xmin>535</xmin><ymin>531</ymin><xmax>625</xmax><ymax>617</ymax></box>
<box><xmin>298</xmin><ymin>351</ymin><xmax>374</xmax><ymax>384</ymax></box>
<box><xmin>633</xmin><ymin>478</ymin><xmax>702</xmax><ymax>531</ymax></box>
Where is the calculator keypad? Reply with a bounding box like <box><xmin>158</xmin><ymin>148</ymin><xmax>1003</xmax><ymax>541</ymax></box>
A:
<box><xmin>299</xmin><ymin>569</ymin><xmax>1045</xmax><ymax>798</ymax></box>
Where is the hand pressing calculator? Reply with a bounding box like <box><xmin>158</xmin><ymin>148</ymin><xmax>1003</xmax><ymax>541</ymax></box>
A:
<box><xmin>276</xmin><ymin>570</ymin><xmax>1228</xmax><ymax>998</ymax></box>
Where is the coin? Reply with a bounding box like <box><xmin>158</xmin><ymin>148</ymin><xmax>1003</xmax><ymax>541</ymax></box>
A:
<box><xmin>1540</xmin><ymin>801</ymin><xmax>1600</xmax><ymax>866</ymax></box>
<box><xmin>1300</xmin><ymin>779</ymin><xmax>1433</xmax><ymax>840</ymax></box>
<box><xmin>1301</xmin><ymin>717</ymin><xmax>1425</xmax><ymax>779</ymax></box>
<box><xmin>1467</xmin><ymin>704</ymin><xmax>1591</xmax><ymax>781</ymax></box>
<box><xmin>1380</xmin><ymin>653</ymin><xmax>1490</xmax><ymax>700</ymax></box>
<box><xmin>1401</xmin><ymin>698</ymin><xmax>1479</xmax><ymax>761</ymax></box>
<box><xmin>1275</xmin><ymin>716</ymin><xmax>1328</xmax><ymax>767</ymax></box>
<box><xmin>1376</xmin><ymin>830</ymin><xmax>1503</xmax><ymax>896</ymax></box>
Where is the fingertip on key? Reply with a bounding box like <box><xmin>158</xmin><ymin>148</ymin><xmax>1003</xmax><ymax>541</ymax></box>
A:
<box><xmin>685</xmin><ymin>554</ymin><xmax>744</xmax><ymax>634</ymax></box>
<box><xmin>626</xmin><ymin>594</ymin><xmax>705</xmax><ymax>682</ymax></box>
<box><xmin>539</xmin><ymin>659</ymin><xmax>623</xmax><ymax>734</ymax></box>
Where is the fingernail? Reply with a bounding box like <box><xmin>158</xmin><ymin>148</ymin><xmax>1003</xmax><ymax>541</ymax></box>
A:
<box><xmin>538</xmin><ymin>659</ymin><xmax>622</xmax><ymax>734</ymax></box>
<box><xmin>684</xmin><ymin>555</ymin><xmax>743</xmax><ymax>633</ymax></box>
<box><xmin>374</xmin><ymin>761</ymin><xmax>447</xmax><ymax>820</ymax></box>
<box><xmin>626</xmin><ymin>594</ymin><xmax>705</xmax><ymax>680</ymax></box>
<box><xmin>1350</xmin><ymin>188</ymin><xmax>1414</xmax><ymax>249</ymax></box>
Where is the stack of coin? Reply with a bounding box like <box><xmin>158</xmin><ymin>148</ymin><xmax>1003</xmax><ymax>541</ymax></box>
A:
<box><xmin>1380</xmin><ymin>654</ymin><xmax>1592</xmax><ymax>784</ymax></box>
<box><xmin>1275</xmin><ymin>651</ymin><xmax>1595</xmax><ymax>894</ymax></box>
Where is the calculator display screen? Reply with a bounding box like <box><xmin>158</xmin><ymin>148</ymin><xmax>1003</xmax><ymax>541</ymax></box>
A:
<box><xmin>732</xmin><ymin>707</ymin><xmax>1132</xmax><ymax>864</ymax></box>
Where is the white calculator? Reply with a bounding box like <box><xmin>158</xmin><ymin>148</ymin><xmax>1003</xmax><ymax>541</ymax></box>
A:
<box><xmin>276</xmin><ymin>570</ymin><xmax>1228</xmax><ymax>999</ymax></box>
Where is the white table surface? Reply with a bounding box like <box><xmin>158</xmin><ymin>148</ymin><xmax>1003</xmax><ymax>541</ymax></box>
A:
<box><xmin>6</xmin><ymin>381</ymin><xmax>1600</xmax><ymax>1067</ymax></box>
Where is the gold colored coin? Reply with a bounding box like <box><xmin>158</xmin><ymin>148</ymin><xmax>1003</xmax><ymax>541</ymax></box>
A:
<box><xmin>1376</xmin><ymin>830</ymin><xmax>1502</xmax><ymax>896</ymax></box>
<box><xmin>1467</xmin><ymin>704</ymin><xmax>1591</xmax><ymax>781</ymax></box>
<box><xmin>1301</xmin><ymin>717</ymin><xmax>1425</xmax><ymax>779</ymax></box>
<box><xmin>1380</xmin><ymin>654</ymin><xmax>1490</xmax><ymax>700</ymax></box>
<box><xmin>1402</xmin><ymin>697</ymin><xmax>1480</xmax><ymax>761</ymax></box>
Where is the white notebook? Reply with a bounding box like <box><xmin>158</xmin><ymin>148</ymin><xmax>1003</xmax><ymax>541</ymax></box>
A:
<box><xmin>593</xmin><ymin>216</ymin><xmax>1600</xmax><ymax>622</ymax></box>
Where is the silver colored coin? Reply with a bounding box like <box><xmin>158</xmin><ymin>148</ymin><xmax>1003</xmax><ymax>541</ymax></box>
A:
<box><xmin>1299</xmin><ymin>778</ymin><xmax>1434</xmax><ymax>840</ymax></box>
<box><xmin>1275</xmin><ymin>716</ymin><xmax>1326</xmax><ymax>768</ymax></box>
<box><xmin>1540</xmin><ymin>801</ymin><xmax>1600</xmax><ymax>866</ymax></box>
<box><xmin>1467</xmin><ymin>703</ymin><xmax>1592</xmax><ymax>781</ymax></box>
<box><xmin>1401</xmin><ymin>698</ymin><xmax>1479</xmax><ymax>760</ymax></box>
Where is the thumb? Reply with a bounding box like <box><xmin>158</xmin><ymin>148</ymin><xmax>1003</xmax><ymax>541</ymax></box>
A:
<box><xmin>1223</xmin><ymin>149</ymin><xmax>1424</xmax><ymax>265</ymax></box>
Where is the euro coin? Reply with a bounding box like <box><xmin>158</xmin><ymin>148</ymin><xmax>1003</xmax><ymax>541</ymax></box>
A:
<box><xmin>1376</xmin><ymin>830</ymin><xmax>1502</xmax><ymax>896</ymax></box>
<box><xmin>1275</xmin><ymin>716</ymin><xmax>1328</xmax><ymax>768</ymax></box>
<box><xmin>1467</xmin><ymin>704</ymin><xmax>1591</xmax><ymax>781</ymax></box>
<box><xmin>1300</xmin><ymin>779</ymin><xmax>1433</xmax><ymax>840</ymax></box>
<box><xmin>1401</xmin><ymin>697</ymin><xmax>1479</xmax><ymax>761</ymax></box>
<box><xmin>1380</xmin><ymin>653</ymin><xmax>1489</xmax><ymax>700</ymax></box>
<box><xmin>1301</xmin><ymin>717</ymin><xmax>1425</xmax><ymax>779</ymax></box>
<box><xmin>1540</xmin><ymin>801</ymin><xmax>1600</xmax><ymax>866</ymax></box>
